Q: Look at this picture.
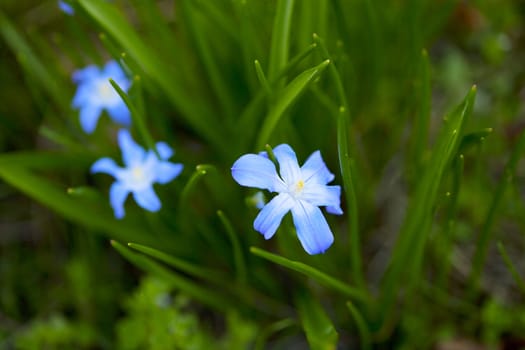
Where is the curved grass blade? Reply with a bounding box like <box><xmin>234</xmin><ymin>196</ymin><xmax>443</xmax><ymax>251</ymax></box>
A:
<box><xmin>254</xmin><ymin>318</ymin><xmax>296</xmax><ymax>350</ymax></box>
<box><xmin>268</xmin><ymin>0</ymin><xmax>295</xmax><ymax>81</ymax></box>
<box><xmin>0</xmin><ymin>164</ymin><xmax>156</xmax><ymax>246</ymax></box>
<box><xmin>111</xmin><ymin>241</ymin><xmax>233</xmax><ymax>311</ymax></box>
<box><xmin>295</xmin><ymin>290</ymin><xmax>338</xmax><ymax>350</ymax></box>
<box><xmin>314</xmin><ymin>33</ymin><xmax>364</xmax><ymax>289</ymax></box>
<box><xmin>179</xmin><ymin>164</ymin><xmax>215</xmax><ymax>206</ymax></box>
<box><xmin>468</xmin><ymin>129</ymin><xmax>525</xmax><ymax>292</ymax></box>
<box><xmin>250</xmin><ymin>247</ymin><xmax>368</xmax><ymax>302</ymax></box>
<box><xmin>256</xmin><ymin>59</ymin><xmax>330</xmax><ymax>149</ymax></box>
<box><xmin>380</xmin><ymin>86</ymin><xmax>477</xmax><ymax>320</ymax></box>
<box><xmin>217</xmin><ymin>210</ymin><xmax>247</xmax><ymax>285</ymax></box>
<box><xmin>346</xmin><ymin>301</ymin><xmax>371</xmax><ymax>350</ymax></box>
<box><xmin>77</xmin><ymin>0</ymin><xmax>223</xmax><ymax>152</ymax></box>
<box><xmin>497</xmin><ymin>241</ymin><xmax>525</xmax><ymax>295</ymax></box>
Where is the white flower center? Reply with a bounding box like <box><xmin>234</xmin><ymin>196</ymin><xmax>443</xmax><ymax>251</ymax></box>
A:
<box><xmin>289</xmin><ymin>179</ymin><xmax>305</xmax><ymax>198</ymax></box>
<box><xmin>96</xmin><ymin>80</ymin><xmax>119</xmax><ymax>105</ymax></box>
<box><xmin>131</xmin><ymin>166</ymin><xmax>145</xmax><ymax>182</ymax></box>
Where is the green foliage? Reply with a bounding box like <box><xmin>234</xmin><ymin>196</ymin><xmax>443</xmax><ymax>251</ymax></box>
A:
<box><xmin>1</xmin><ymin>0</ymin><xmax>525</xmax><ymax>348</ymax></box>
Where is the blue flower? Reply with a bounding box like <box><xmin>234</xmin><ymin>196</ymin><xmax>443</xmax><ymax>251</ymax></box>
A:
<box><xmin>232</xmin><ymin>144</ymin><xmax>342</xmax><ymax>255</ymax></box>
<box><xmin>58</xmin><ymin>1</ymin><xmax>74</xmax><ymax>15</ymax></box>
<box><xmin>91</xmin><ymin>129</ymin><xmax>183</xmax><ymax>219</ymax></box>
<box><xmin>72</xmin><ymin>60</ymin><xmax>131</xmax><ymax>134</ymax></box>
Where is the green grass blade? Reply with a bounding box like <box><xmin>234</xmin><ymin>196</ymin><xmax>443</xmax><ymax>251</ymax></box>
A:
<box><xmin>254</xmin><ymin>318</ymin><xmax>297</xmax><ymax>350</ymax></box>
<box><xmin>256</xmin><ymin>59</ymin><xmax>330</xmax><ymax>149</ymax></box>
<box><xmin>268</xmin><ymin>0</ymin><xmax>295</xmax><ymax>81</ymax></box>
<box><xmin>0</xmin><ymin>12</ymin><xmax>65</xmax><ymax>109</ymax></box>
<box><xmin>497</xmin><ymin>241</ymin><xmax>525</xmax><ymax>295</ymax></box>
<box><xmin>250</xmin><ymin>247</ymin><xmax>368</xmax><ymax>302</ymax></box>
<box><xmin>380</xmin><ymin>86</ymin><xmax>477</xmax><ymax>318</ymax></box>
<box><xmin>295</xmin><ymin>290</ymin><xmax>338</xmax><ymax>350</ymax></box>
<box><xmin>217</xmin><ymin>210</ymin><xmax>247</xmax><ymax>285</ymax></box>
<box><xmin>468</xmin><ymin>129</ymin><xmax>525</xmax><ymax>291</ymax></box>
<box><xmin>111</xmin><ymin>241</ymin><xmax>233</xmax><ymax>312</ymax></box>
<box><xmin>0</xmin><ymin>163</ymin><xmax>155</xmax><ymax>246</ymax></box>
<box><xmin>77</xmin><ymin>0</ymin><xmax>224</xmax><ymax>152</ymax></box>
<box><xmin>314</xmin><ymin>33</ymin><xmax>365</xmax><ymax>289</ymax></box>
<box><xmin>127</xmin><ymin>243</ymin><xmax>227</xmax><ymax>286</ymax></box>
<box><xmin>346</xmin><ymin>301</ymin><xmax>371</xmax><ymax>350</ymax></box>
<box><xmin>109</xmin><ymin>78</ymin><xmax>157</xmax><ymax>155</ymax></box>
<box><xmin>254</xmin><ymin>59</ymin><xmax>272</xmax><ymax>95</ymax></box>
<box><xmin>179</xmin><ymin>164</ymin><xmax>215</xmax><ymax>206</ymax></box>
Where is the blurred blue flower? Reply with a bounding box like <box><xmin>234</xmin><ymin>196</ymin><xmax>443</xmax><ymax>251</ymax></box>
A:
<box><xmin>232</xmin><ymin>144</ymin><xmax>342</xmax><ymax>255</ymax></box>
<box><xmin>58</xmin><ymin>1</ymin><xmax>74</xmax><ymax>15</ymax></box>
<box><xmin>91</xmin><ymin>129</ymin><xmax>183</xmax><ymax>219</ymax></box>
<box><xmin>72</xmin><ymin>60</ymin><xmax>131</xmax><ymax>134</ymax></box>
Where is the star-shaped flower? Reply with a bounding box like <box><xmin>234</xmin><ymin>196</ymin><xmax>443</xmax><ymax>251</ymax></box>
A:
<box><xmin>72</xmin><ymin>60</ymin><xmax>131</xmax><ymax>133</ymax></box>
<box><xmin>231</xmin><ymin>144</ymin><xmax>342</xmax><ymax>255</ymax></box>
<box><xmin>91</xmin><ymin>129</ymin><xmax>183</xmax><ymax>219</ymax></box>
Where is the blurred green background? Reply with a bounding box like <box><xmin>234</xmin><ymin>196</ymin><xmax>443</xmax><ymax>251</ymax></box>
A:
<box><xmin>1</xmin><ymin>0</ymin><xmax>525</xmax><ymax>349</ymax></box>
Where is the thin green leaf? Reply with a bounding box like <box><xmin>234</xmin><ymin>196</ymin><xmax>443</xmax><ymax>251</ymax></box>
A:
<box><xmin>109</xmin><ymin>78</ymin><xmax>157</xmax><ymax>156</ymax></box>
<box><xmin>380</xmin><ymin>86</ymin><xmax>477</xmax><ymax>317</ymax></box>
<box><xmin>179</xmin><ymin>164</ymin><xmax>215</xmax><ymax>206</ymax></box>
<box><xmin>314</xmin><ymin>33</ymin><xmax>365</xmax><ymax>289</ymax></box>
<box><xmin>254</xmin><ymin>60</ymin><xmax>272</xmax><ymax>95</ymax></box>
<box><xmin>111</xmin><ymin>241</ymin><xmax>233</xmax><ymax>311</ymax></box>
<box><xmin>254</xmin><ymin>318</ymin><xmax>297</xmax><ymax>350</ymax></box>
<box><xmin>469</xmin><ymin>129</ymin><xmax>525</xmax><ymax>291</ymax></box>
<box><xmin>268</xmin><ymin>0</ymin><xmax>295</xmax><ymax>81</ymax></box>
<box><xmin>217</xmin><ymin>210</ymin><xmax>247</xmax><ymax>285</ymax></box>
<box><xmin>497</xmin><ymin>241</ymin><xmax>525</xmax><ymax>295</ymax></box>
<box><xmin>250</xmin><ymin>247</ymin><xmax>368</xmax><ymax>302</ymax></box>
<box><xmin>77</xmin><ymin>0</ymin><xmax>224</xmax><ymax>153</ymax></box>
<box><xmin>295</xmin><ymin>290</ymin><xmax>338</xmax><ymax>350</ymax></box>
<box><xmin>0</xmin><ymin>164</ymin><xmax>155</xmax><ymax>246</ymax></box>
<box><xmin>346</xmin><ymin>301</ymin><xmax>371</xmax><ymax>350</ymax></box>
<box><xmin>256</xmin><ymin>59</ymin><xmax>330</xmax><ymax>149</ymax></box>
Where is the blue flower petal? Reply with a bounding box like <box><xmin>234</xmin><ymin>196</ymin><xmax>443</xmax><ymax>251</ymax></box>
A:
<box><xmin>254</xmin><ymin>193</ymin><xmax>295</xmax><ymax>239</ymax></box>
<box><xmin>118</xmin><ymin>129</ymin><xmax>146</xmax><ymax>167</ymax></box>
<box><xmin>79</xmin><ymin>105</ymin><xmax>102</xmax><ymax>134</ymax></box>
<box><xmin>301</xmin><ymin>150</ymin><xmax>335</xmax><ymax>185</ymax></box>
<box><xmin>106</xmin><ymin>101</ymin><xmax>131</xmax><ymax>126</ymax></box>
<box><xmin>72</xmin><ymin>65</ymin><xmax>99</xmax><ymax>83</ymax></box>
<box><xmin>273</xmin><ymin>144</ymin><xmax>301</xmax><ymax>184</ymax></box>
<box><xmin>58</xmin><ymin>0</ymin><xmax>74</xmax><ymax>15</ymax></box>
<box><xmin>231</xmin><ymin>154</ymin><xmax>285</xmax><ymax>192</ymax></box>
<box><xmin>91</xmin><ymin>157</ymin><xmax>121</xmax><ymax>177</ymax></box>
<box><xmin>103</xmin><ymin>60</ymin><xmax>125</xmax><ymax>79</ymax></box>
<box><xmin>110</xmin><ymin>182</ymin><xmax>129</xmax><ymax>219</ymax></box>
<box><xmin>155</xmin><ymin>142</ymin><xmax>173</xmax><ymax>160</ymax></box>
<box><xmin>291</xmin><ymin>201</ymin><xmax>334</xmax><ymax>255</ymax></box>
<box><xmin>301</xmin><ymin>184</ymin><xmax>343</xmax><ymax>215</ymax></box>
<box><xmin>133</xmin><ymin>186</ymin><xmax>161</xmax><ymax>212</ymax></box>
<box><xmin>154</xmin><ymin>162</ymin><xmax>183</xmax><ymax>184</ymax></box>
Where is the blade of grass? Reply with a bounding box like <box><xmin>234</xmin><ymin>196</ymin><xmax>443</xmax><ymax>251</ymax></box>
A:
<box><xmin>497</xmin><ymin>241</ymin><xmax>525</xmax><ymax>295</ymax></box>
<box><xmin>295</xmin><ymin>289</ymin><xmax>339</xmax><ymax>350</ymax></box>
<box><xmin>250</xmin><ymin>247</ymin><xmax>368</xmax><ymax>302</ymax></box>
<box><xmin>179</xmin><ymin>164</ymin><xmax>215</xmax><ymax>206</ymax></box>
<box><xmin>268</xmin><ymin>0</ymin><xmax>295</xmax><ymax>81</ymax></box>
<box><xmin>314</xmin><ymin>33</ymin><xmax>365</xmax><ymax>289</ymax></box>
<box><xmin>180</xmin><ymin>0</ymin><xmax>237</xmax><ymax>120</ymax></box>
<box><xmin>128</xmin><ymin>242</ymin><xmax>289</xmax><ymax>317</ymax></box>
<box><xmin>0</xmin><ymin>164</ymin><xmax>156</xmax><ymax>246</ymax></box>
<box><xmin>256</xmin><ymin>59</ymin><xmax>330</xmax><ymax>149</ymax></box>
<box><xmin>77</xmin><ymin>0</ymin><xmax>224</xmax><ymax>153</ymax></box>
<box><xmin>109</xmin><ymin>78</ymin><xmax>157</xmax><ymax>155</ymax></box>
<box><xmin>379</xmin><ymin>86</ymin><xmax>476</xmax><ymax>322</ymax></box>
<box><xmin>346</xmin><ymin>301</ymin><xmax>371</xmax><ymax>350</ymax></box>
<box><xmin>468</xmin><ymin>130</ymin><xmax>525</xmax><ymax>292</ymax></box>
<box><xmin>111</xmin><ymin>241</ymin><xmax>233</xmax><ymax>311</ymax></box>
<box><xmin>217</xmin><ymin>210</ymin><xmax>247</xmax><ymax>285</ymax></box>
<box><xmin>254</xmin><ymin>318</ymin><xmax>297</xmax><ymax>350</ymax></box>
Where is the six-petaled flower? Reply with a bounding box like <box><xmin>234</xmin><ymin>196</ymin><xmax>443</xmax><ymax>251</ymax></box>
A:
<box><xmin>91</xmin><ymin>129</ymin><xmax>183</xmax><ymax>219</ymax></box>
<box><xmin>72</xmin><ymin>60</ymin><xmax>131</xmax><ymax>134</ymax></box>
<box><xmin>231</xmin><ymin>144</ymin><xmax>342</xmax><ymax>255</ymax></box>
